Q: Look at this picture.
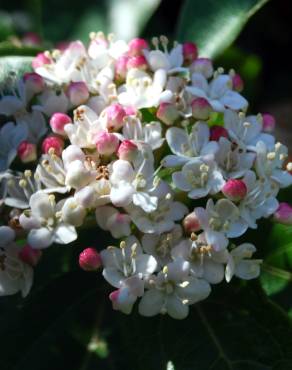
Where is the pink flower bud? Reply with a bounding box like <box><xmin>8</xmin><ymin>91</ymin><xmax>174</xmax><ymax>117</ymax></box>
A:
<box><xmin>127</xmin><ymin>55</ymin><xmax>148</xmax><ymax>70</ymax></box>
<box><xmin>17</xmin><ymin>141</ymin><xmax>37</xmax><ymax>163</ymax></box>
<box><xmin>42</xmin><ymin>136</ymin><xmax>64</xmax><ymax>156</ymax></box>
<box><xmin>191</xmin><ymin>58</ymin><xmax>213</xmax><ymax>78</ymax></box>
<box><xmin>128</xmin><ymin>38</ymin><xmax>149</xmax><ymax>56</ymax></box>
<box><xmin>103</xmin><ymin>103</ymin><xmax>126</xmax><ymax>131</ymax></box>
<box><xmin>95</xmin><ymin>131</ymin><xmax>119</xmax><ymax>155</ymax></box>
<box><xmin>66</xmin><ymin>81</ymin><xmax>89</xmax><ymax>106</ymax></box>
<box><xmin>19</xmin><ymin>244</ymin><xmax>42</xmax><ymax>266</ymax></box>
<box><xmin>191</xmin><ymin>98</ymin><xmax>212</xmax><ymax>120</ymax></box>
<box><xmin>124</xmin><ymin>106</ymin><xmax>137</xmax><ymax>116</ymax></box>
<box><xmin>22</xmin><ymin>32</ymin><xmax>42</xmax><ymax>46</ymax></box>
<box><xmin>117</xmin><ymin>140</ymin><xmax>138</xmax><ymax>161</ymax></box>
<box><xmin>115</xmin><ymin>55</ymin><xmax>130</xmax><ymax>81</ymax></box>
<box><xmin>273</xmin><ymin>203</ymin><xmax>292</xmax><ymax>225</ymax></box>
<box><xmin>23</xmin><ymin>72</ymin><xmax>44</xmax><ymax>94</ymax></box>
<box><xmin>50</xmin><ymin>113</ymin><xmax>72</xmax><ymax>136</ymax></box>
<box><xmin>232</xmin><ymin>73</ymin><xmax>244</xmax><ymax>92</ymax></box>
<box><xmin>222</xmin><ymin>179</ymin><xmax>247</xmax><ymax>202</ymax></box>
<box><xmin>32</xmin><ymin>52</ymin><xmax>51</xmax><ymax>69</ymax></box>
<box><xmin>262</xmin><ymin>113</ymin><xmax>275</xmax><ymax>133</ymax></box>
<box><xmin>183</xmin><ymin>42</ymin><xmax>198</xmax><ymax>64</ymax></box>
<box><xmin>156</xmin><ymin>102</ymin><xmax>180</xmax><ymax>125</ymax></box>
<box><xmin>55</xmin><ymin>41</ymin><xmax>71</xmax><ymax>51</ymax></box>
<box><xmin>79</xmin><ymin>247</ymin><xmax>102</xmax><ymax>271</ymax></box>
<box><xmin>210</xmin><ymin>125</ymin><xmax>229</xmax><ymax>141</ymax></box>
<box><xmin>183</xmin><ymin>212</ymin><xmax>201</xmax><ymax>233</ymax></box>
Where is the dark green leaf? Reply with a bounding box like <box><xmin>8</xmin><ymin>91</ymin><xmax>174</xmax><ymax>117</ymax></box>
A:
<box><xmin>176</xmin><ymin>0</ymin><xmax>269</xmax><ymax>58</ymax></box>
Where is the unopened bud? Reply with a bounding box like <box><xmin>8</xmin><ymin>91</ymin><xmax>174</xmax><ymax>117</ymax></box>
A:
<box><xmin>50</xmin><ymin>112</ymin><xmax>72</xmax><ymax>136</ymax></box>
<box><xmin>66</xmin><ymin>81</ymin><xmax>89</xmax><ymax>106</ymax></box>
<box><xmin>79</xmin><ymin>247</ymin><xmax>102</xmax><ymax>271</ymax></box>
<box><xmin>262</xmin><ymin>113</ymin><xmax>275</xmax><ymax>133</ymax></box>
<box><xmin>32</xmin><ymin>52</ymin><xmax>51</xmax><ymax>69</ymax></box>
<box><xmin>23</xmin><ymin>72</ymin><xmax>44</xmax><ymax>94</ymax></box>
<box><xmin>222</xmin><ymin>179</ymin><xmax>247</xmax><ymax>202</ymax></box>
<box><xmin>127</xmin><ymin>55</ymin><xmax>148</xmax><ymax>70</ymax></box>
<box><xmin>191</xmin><ymin>58</ymin><xmax>213</xmax><ymax>78</ymax></box>
<box><xmin>17</xmin><ymin>141</ymin><xmax>37</xmax><ymax>163</ymax></box>
<box><xmin>102</xmin><ymin>103</ymin><xmax>126</xmax><ymax>131</ymax></box>
<box><xmin>156</xmin><ymin>102</ymin><xmax>180</xmax><ymax>125</ymax></box>
<box><xmin>62</xmin><ymin>197</ymin><xmax>86</xmax><ymax>227</ymax></box>
<box><xmin>210</xmin><ymin>125</ymin><xmax>229</xmax><ymax>141</ymax></box>
<box><xmin>232</xmin><ymin>73</ymin><xmax>244</xmax><ymax>92</ymax></box>
<box><xmin>22</xmin><ymin>32</ymin><xmax>42</xmax><ymax>46</ymax></box>
<box><xmin>183</xmin><ymin>212</ymin><xmax>201</xmax><ymax>233</ymax></box>
<box><xmin>273</xmin><ymin>203</ymin><xmax>292</xmax><ymax>225</ymax></box>
<box><xmin>183</xmin><ymin>42</ymin><xmax>198</xmax><ymax>64</ymax></box>
<box><xmin>65</xmin><ymin>160</ymin><xmax>92</xmax><ymax>189</ymax></box>
<box><xmin>128</xmin><ymin>38</ymin><xmax>149</xmax><ymax>56</ymax></box>
<box><xmin>42</xmin><ymin>136</ymin><xmax>64</xmax><ymax>156</ymax></box>
<box><xmin>115</xmin><ymin>55</ymin><xmax>130</xmax><ymax>81</ymax></box>
<box><xmin>191</xmin><ymin>98</ymin><xmax>212</xmax><ymax>120</ymax></box>
<box><xmin>117</xmin><ymin>140</ymin><xmax>138</xmax><ymax>161</ymax></box>
<box><xmin>19</xmin><ymin>244</ymin><xmax>42</xmax><ymax>266</ymax></box>
<box><xmin>95</xmin><ymin>131</ymin><xmax>119</xmax><ymax>155</ymax></box>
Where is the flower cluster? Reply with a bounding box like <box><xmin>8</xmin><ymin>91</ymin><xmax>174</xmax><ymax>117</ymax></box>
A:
<box><xmin>1</xmin><ymin>33</ymin><xmax>292</xmax><ymax>319</ymax></box>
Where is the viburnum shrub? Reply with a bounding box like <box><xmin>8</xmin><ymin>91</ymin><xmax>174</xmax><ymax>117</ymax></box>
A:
<box><xmin>0</xmin><ymin>33</ymin><xmax>292</xmax><ymax>319</ymax></box>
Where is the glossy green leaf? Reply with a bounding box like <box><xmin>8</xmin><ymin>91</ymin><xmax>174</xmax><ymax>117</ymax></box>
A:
<box><xmin>176</xmin><ymin>0</ymin><xmax>269</xmax><ymax>58</ymax></box>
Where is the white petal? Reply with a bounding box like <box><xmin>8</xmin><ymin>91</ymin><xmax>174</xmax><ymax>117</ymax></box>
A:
<box><xmin>28</xmin><ymin>228</ymin><xmax>54</xmax><ymax>249</ymax></box>
<box><xmin>54</xmin><ymin>224</ymin><xmax>77</xmax><ymax>244</ymax></box>
<box><xmin>166</xmin><ymin>295</ymin><xmax>189</xmax><ymax>319</ymax></box>
<box><xmin>135</xmin><ymin>255</ymin><xmax>157</xmax><ymax>275</ymax></box>
<box><xmin>221</xmin><ymin>90</ymin><xmax>248</xmax><ymax>110</ymax></box>
<box><xmin>138</xmin><ymin>289</ymin><xmax>164</xmax><ymax>317</ymax></box>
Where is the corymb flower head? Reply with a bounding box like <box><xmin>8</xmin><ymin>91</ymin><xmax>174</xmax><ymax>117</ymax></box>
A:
<box><xmin>0</xmin><ymin>31</ymin><xmax>291</xmax><ymax>320</ymax></box>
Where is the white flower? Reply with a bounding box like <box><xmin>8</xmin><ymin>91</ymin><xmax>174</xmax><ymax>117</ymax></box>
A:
<box><xmin>143</xmin><ymin>44</ymin><xmax>184</xmax><ymax>72</ymax></box>
<box><xmin>126</xmin><ymin>185</ymin><xmax>188</xmax><ymax>234</ymax></box>
<box><xmin>0</xmin><ymin>226</ymin><xmax>33</xmax><ymax>297</ymax></box>
<box><xmin>196</xmin><ymin>198</ymin><xmax>248</xmax><ymax>240</ymax></box>
<box><xmin>118</xmin><ymin>68</ymin><xmax>172</xmax><ymax>109</ymax></box>
<box><xmin>139</xmin><ymin>259</ymin><xmax>211</xmax><ymax>319</ymax></box>
<box><xmin>19</xmin><ymin>192</ymin><xmax>77</xmax><ymax>249</ymax></box>
<box><xmin>17</xmin><ymin>110</ymin><xmax>47</xmax><ymax>144</ymax></box>
<box><xmin>239</xmin><ymin>170</ymin><xmax>279</xmax><ymax>228</ymax></box>
<box><xmin>65</xmin><ymin>160</ymin><xmax>95</xmax><ymax>190</ymax></box>
<box><xmin>172</xmin><ymin>156</ymin><xmax>225</xmax><ymax>199</ymax></box>
<box><xmin>224</xmin><ymin>110</ymin><xmax>275</xmax><ymax>150</ymax></box>
<box><xmin>61</xmin><ymin>196</ymin><xmax>86</xmax><ymax>227</ymax></box>
<box><xmin>255</xmin><ymin>141</ymin><xmax>292</xmax><ymax>188</ymax></box>
<box><xmin>96</xmin><ymin>205</ymin><xmax>131</xmax><ymax>238</ymax></box>
<box><xmin>0</xmin><ymin>122</ymin><xmax>28</xmax><ymax>171</ymax></box>
<box><xmin>216</xmin><ymin>137</ymin><xmax>255</xmax><ymax>178</ymax></box>
<box><xmin>163</xmin><ymin>122</ymin><xmax>219</xmax><ymax>167</ymax></box>
<box><xmin>186</xmin><ymin>73</ymin><xmax>248</xmax><ymax>112</ymax></box>
<box><xmin>225</xmin><ymin>243</ymin><xmax>261</xmax><ymax>282</ymax></box>
<box><xmin>0</xmin><ymin>79</ymin><xmax>29</xmax><ymax>117</ymax></box>
<box><xmin>142</xmin><ymin>225</ymin><xmax>183</xmax><ymax>267</ymax></box>
<box><xmin>33</xmin><ymin>88</ymin><xmax>69</xmax><ymax>116</ymax></box>
<box><xmin>171</xmin><ymin>235</ymin><xmax>228</xmax><ymax>284</ymax></box>
<box><xmin>64</xmin><ymin>105</ymin><xmax>103</xmax><ymax>148</ymax></box>
<box><xmin>122</xmin><ymin>117</ymin><xmax>164</xmax><ymax>150</ymax></box>
<box><xmin>101</xmin><ymin>236</ymin><xmax>157</xmax><ymax>298</ymax></box>
<box><xmin>109</xmin><ymin>158</ymin><xmax>158</xmax><ymax>212</ymax></box>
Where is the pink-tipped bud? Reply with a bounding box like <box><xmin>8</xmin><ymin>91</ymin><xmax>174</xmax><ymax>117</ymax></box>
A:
<box><xmin>128</xmin><ymin>38</ymin><xmax>149</xmax><ymax>56</ymax></box>
<box><xmin>22</xmin><ymin>32</ymin><xmax>42</xmax><ymax>46</ymax></box>
<box><xmin>222</xmin><ymin>179</ymin><xmax>247</xmax><ymax>202</ymax></box>
<box><xmin>191</xmin><ymin>58</ymin><xmax>213</xmax><ymax>78</ymax></box>
<box><xmin>66</xmin><ymin>81</ymin><xmax>89</xmax><ymax>106</ymax></box>
<box><xmin>191</xmin><ymin>98</ymin><xmax>212</xmax><ymax>120</ymax></box>
<box><xmin>115</xmin><ymin>55</ymin><xmax>130</xmax><ymax>81</ymax></box>
<box><xmin>103</xmin><ymin>103</ymin><xmax>126</xmax><ymax>131</ymax></box>
<box><xmin>50</xmin><ymin>112</ymin><xmax>72</xmax><ymax>136</ymax></box>
<box><xmin>262</xmin><ymin>113</ymin><xmax>275</xmax><ymax>133</ymax></box>
<box><xmin>17</xmin><ymin>141</ymin><xmax>37</xmax><ymax>163</ymax></box>
<box><xmin>79</xmin><ymin>247</ymin><xmax>102</xmax><ymax>271</ymax></box>
<box><xmin>273</xmin><ymin>203</ymin><xmax>292</xmax><ymax>225</ymax></box>
<box><xmin>124</xmin><ymin>106</ymin><xmax>137</xmax><ymax>116</ymax></box>
<box><xmin>127</xmin><ymin>55</ymin><xmax>148</xmax><ymax>70</ymax></box>
<box><xmin>32</xmin><ymin>52</ymin><xmax>51</xmax><ymax>69</ymax></box>
<box><xmin>42</xmin><ymin>136</ymin><xmax>64</xmax><ymax>156</ymax></box>
<box><xmin>95</xmin><ymin>131</ymin><xmax>119</xmax><ymax>155</ymax></box>
<box><xmin>117</xmin><ymin>140</ymin><xmax>138</xmax><ymax>161</ymax></box>
<box><xmin>19</xmin><ymin>244</ymin><xmax>42</xmax><ymax>266</ymax></box>
<box><xmin>210</xmin><ymin>125</ymin><xmax>229</xmax><ymax>141</ymax></box>
<box><xmin>183</xmin><ymin>42</ymin><xmax>198</xmax><ymax>64</ymax></box>
<box><xmin>156</xmin><ymin>102</ymin><xmax>180</xmax><ymax>125</ymax></box>
<box><xmin>232</xmin><ymin>73</ymin><xmax>244</xmax><ymax>92</ymax></box>
<box><xmin>183</xmin><ymin>212</ymin><xmax>201</xmax><ymax>233</ymax></box>
<box><xmin>23</xmin><ymin>72</ymin><xmax>44</xmax><ymax>94</ymax></box>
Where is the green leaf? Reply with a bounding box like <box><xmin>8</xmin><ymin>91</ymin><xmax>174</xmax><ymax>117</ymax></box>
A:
<box><xmin>176</xmin><ymin>0</ymin><xmax>269</xmax><ymax>58</ymax></box>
